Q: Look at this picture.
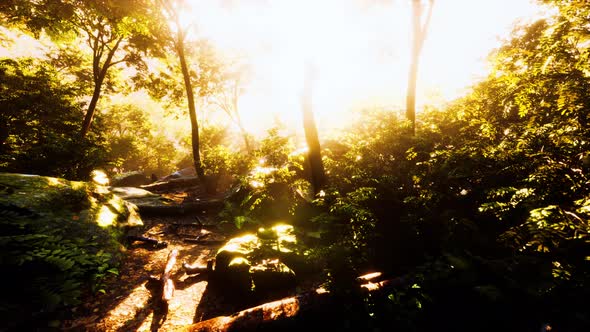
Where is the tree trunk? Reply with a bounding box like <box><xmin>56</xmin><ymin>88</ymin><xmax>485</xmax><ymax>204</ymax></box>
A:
<box><xmin>233</xmin><ymin>81</ymin><xmax>252</xmax><ymax>153</ymax></box>
<box><xmin>302</xmin><ymin>62</ymin><xmax>326</xmax><ymax>195</ymax></box>
<box><xmin>80</xmin><ymin>80</ymin><xmax>104</xmax><ymax>137</ymax></box>
<box><xmin>80</xmin><ymin>37</ymin><xmax>122</xmax><ymax>137</ymax></box>
<box><xmin>176</xmin><ymin>33</ymin><xmax>208</xmax><ymax>190</ymax></box>
<box><xmin>405</xmin><ymin>0</ymin><xmax>434</xmax><ymax>137</ymax></box>
<box><xmin>0</xmin><ymin>121</ymin><xmax>9</xmax><ymax>152</ymax></box>
<box><xmin>238</xmin><ymin>121</ymin><xmax>251</xmax><ymax>154</ymax></box>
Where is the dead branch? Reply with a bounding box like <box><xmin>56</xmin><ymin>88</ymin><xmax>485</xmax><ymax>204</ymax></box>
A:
<box><xmin>161</xmin><ymin>249</ymin><xmax>179</xmax><ymax>303</ymax></box>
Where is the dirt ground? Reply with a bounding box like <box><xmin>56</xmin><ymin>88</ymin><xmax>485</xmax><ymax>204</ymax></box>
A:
<box><xmin>61</xmin><ymin>213</ymin><xmax>242</xmax><ymax>332</ymax></box>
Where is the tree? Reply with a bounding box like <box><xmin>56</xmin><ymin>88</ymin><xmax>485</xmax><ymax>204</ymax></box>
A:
<box><xmin>0</xmin><ymin>0</ymin><xmax>155</xmax><ymax>137</ymax></box>
<box><xmin>302</xmin><ymin>61</ymin><xmax>326</xmax><ymax>194</ymax></box>
<box><xmin>0</xmin><ymin>57</ymin><xmax>108</xmax><ymax>178</ymax></box>
<box><xmin>102</xmin><ymin>102</ymin><xmax>177</xmax><ymax>175</ymax></box>
<box><xmin>406</xmin><ymin>0</ymin><xmax>434</xmax><ymax>136</ymax></box>
<box><xmin>151</xmin><ymin>0</ymin><xmax>225</xmax><ymax>190</ymax></box>
<box><xmin>210</xmin><ymin>60</ymin><xmax>253</xmax><ymax>153</ymax></box>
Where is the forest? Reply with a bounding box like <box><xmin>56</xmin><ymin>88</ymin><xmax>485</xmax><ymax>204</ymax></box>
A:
<box><xmin>0</xmin><ymin>0</ymin><xmax>589</xmax><ymax>331</ymax></box>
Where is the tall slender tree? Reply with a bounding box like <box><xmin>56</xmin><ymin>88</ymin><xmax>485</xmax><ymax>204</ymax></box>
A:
<box><xmin>302</xmin><ymin>61</ymin><xmax>326</xmax><ymax>194</ymax></box>
<box><xmin>155</xmin><ymin>0</ymin><xmax>224</xmax><ymax>190</ymax></box>
<box><xmin>210</xmin><ymin>61</ymin><xmax>252</xmax><ymax>153</ymax></box>
<box><xmin>406</xmin><ymin>0</ymin><xmax>434</xmax><ymax>136</ymax></box>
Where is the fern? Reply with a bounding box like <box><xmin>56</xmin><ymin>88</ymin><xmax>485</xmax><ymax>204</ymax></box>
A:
<box><xmin>0</xmin><ymin>203</ymin><xmax>121</xmax><ymax>328</ymax></box>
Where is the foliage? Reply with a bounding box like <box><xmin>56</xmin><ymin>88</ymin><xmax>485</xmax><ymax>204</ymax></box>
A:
<box><xmin>220</xmin><ymin>127</ymin><xmax>307</xmax><ymax>230</ymax></box>
<box><xmin>175</xmin><ymin>124</ymin><xmax>253</xmax><ymax>190</ymax></box>
<box><xmin>0</xmin><ymin>174</ymin><xmax>136</xmax><ymax>329</ymax></box>
<box><xmin>0</xmin><ymin>57</ymin><xmax>110</xmax><ymax>179</ymax></box>
<box><xmin>0</xmin><ymin>0</ymin><xmax>159</xmax><ymax>136</ymax></box>
<box><xmin>298</xmin><ymin>2</ymin><xmax>590</xmax><ymax>329</ymax></box>
<box><xmin>101</xmin><ymin>102</ymin><xmax>178</xmax><ymax>176</ymax></box>
<box><xmin>255</xmin><ymin>127</ymin><xmax>294</xmax><ymax>168</ymax></box>
<box><xmin>140</xmin><ymin>39</ymin><xmax>226</xmax><ymax>107</ymax></box>
<box><xmin>1</xmin><ymin>0</ymin><xmax>589</xmax><ymax>331</ymax></box>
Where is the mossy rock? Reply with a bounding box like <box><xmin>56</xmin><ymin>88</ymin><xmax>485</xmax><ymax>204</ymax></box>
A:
<box><xmin>109</xmin><ymin>186</ymin><xmax>160</xmax><ymax>200</ymax></box>
<box><xmin>0</xmin><ymin>173</ymin><xmax>143</xmax><ymax>328</ymax></box>
<box><xmin>111</xmin><ymin>171</ymin><xmax>151</xmax><ymax>187</ymax></box>
<box><xmin>0</xmin><ymin>173</ymin><xmax>142</xmax><ymax>230</ymax></box>
<box><xmin>250</xmin><ymin>259</ymin><xmax>296</xmax><ymax>294</ymax></box>
<box><xmin>215</xmin><ymin>234</ymin><xmax>260</xmax><ymax>272</ymax></box>
<box><xmin>257</xmin><ymin>224</ymin><xmax>298</xmax><ymax>253</ymax></box>
<box><xmin>214</xmin><ymin>224</ymin><xmax>301</xmax><ymax>294</ymax></box>
<box><xmin>109</xmin><ymin>186</ymin><xmax>187</xmax><ymax>215</ymax></box>
<box><xmin>226</xmin><ymin>257</ymin><xmax>253</xmax><ymax>291</ymax></box>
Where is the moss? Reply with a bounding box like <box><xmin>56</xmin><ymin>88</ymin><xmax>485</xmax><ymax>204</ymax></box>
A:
<box><xmin>0</xmin><ymin>173</ymin><xmax>141</xmax><ymax>229</ymax></box>
<box><xmin>214</xmin><ymin>223</ymin><xmax>304</xmax><ymax>295</ymax></box>
<box><xmin>0</xmin><ymin>172</ymin><xmax>143</xmax><ymax>329</ymax></box>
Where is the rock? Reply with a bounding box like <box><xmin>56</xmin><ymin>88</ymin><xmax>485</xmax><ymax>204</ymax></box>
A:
<box><xmin>215</xmin><ymin>234</ymin><xmax>260</xmax><ymax>272</ymax></box>
<box><xmin>257</xmin><ymin>224</ymin><xmax>298</xmax><ymax>253</ymax></box>
<box><xmin>0</xmin><ymin>173</ymin><xmax>142</xmax><ymax>229</ymax></box>
<box><xmin>109</xmin><ymin>187</ymin><xmax>160</xmax><ymax>200</ymax></box>
<box><xmin>0</xmin><ymin>173</ymin><xmax>143</xmax><ymax>327</ymax></box>
<box><xmin>212</xmin><ymin>224</ymin><xmax>302</xmax><ymax>294</ymax></box>
<box><xmin>226</xmin><ymin>257</ymin><xmax>253</xmax><ymax>291</ymax></box>
<box><xmin>250</xmin><ymin>259</ymin><xmax>296</xmax><ymax>294</ymax></box>
<box><xmin>160</xmin><ymin>167</ymin><xmax>196</xmax><ymax>182</ymax></box>
<box><xmin>111</xmin><ymin>171</ymin><xmax>151</xmax><ymax>187</ymax></box>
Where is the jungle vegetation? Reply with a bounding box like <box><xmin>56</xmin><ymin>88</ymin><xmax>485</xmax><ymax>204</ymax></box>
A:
<box><xmin>0</xmin><ymin>0</ymin><xmax>588</xmax><ymax>331</ymax></box>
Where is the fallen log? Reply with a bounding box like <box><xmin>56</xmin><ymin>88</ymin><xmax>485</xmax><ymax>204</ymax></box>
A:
<box><xmin>183</xmin><ymin>238</ymin><xmax>225</xmax><ymax>245</ymax></box>
<box><xmin>179</xmin><ymin>288</ymin><xmax>332</xmax><ymax>332</ymax></box>
<box><xmin>126</xmin><ymin>235</ymin><xmax>168</xmax><ymax>249</ymax></box>
<box><xmin>135</xmin><ymin>200</ymin><xmax>225</xmax><ymax>216</ymax></box>
<box><xmin>356</xmin><ymin>271</ymin><xmax>382</xmax><ymax>283</ymax></box>
<box><xmin>180</xmin><ymin>276</ymin><xmax>409</xmax><ymax>332</ymax></box>
<box><xmin>360</xmin><ymin>276</ymin><xmax>408</xmax><ymax>292</ymax></box>
<box><xmin>140</xmin><ymin>176</ymin><xmax>202</xmax><ymax>192</ymax></box>
<box><xmin>162</xmin><ymin>249</ymin><xmax>179</xmax><ymax>303</ymax></box>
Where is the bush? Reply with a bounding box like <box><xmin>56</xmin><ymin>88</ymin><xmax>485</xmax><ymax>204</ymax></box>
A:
<box><xmin>0</xmin><ymin>173</ymin><xmax>138</xmax><ymax>329</ymax></box>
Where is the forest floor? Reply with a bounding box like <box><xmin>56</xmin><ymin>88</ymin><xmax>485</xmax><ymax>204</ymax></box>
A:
<box><xmin>61</xmin><ymin>213</ymin><xmax>231</xmax><ymax>331</ymax></box>
<box><xmin>58</xmin><ymin>181</ymin><xmax>325</xmax><ymax>332</ymax></box>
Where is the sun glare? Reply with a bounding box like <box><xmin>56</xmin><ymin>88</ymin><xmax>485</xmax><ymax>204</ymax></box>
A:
<box><xmin>187</xmin><ymin>0</ymin><xmax>544</xmax><ymax>135</ymax></box>
<box><xmin>0</xmin><ymin>0</ymin><xmax>545</xmax><ymax>136</ymax></box>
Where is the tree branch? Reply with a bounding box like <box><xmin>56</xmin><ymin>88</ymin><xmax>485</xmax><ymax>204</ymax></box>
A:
<box><xmin>417</xmin><ymin>0</ymin><xmax>435</xmax><ymax>54</ymax></box>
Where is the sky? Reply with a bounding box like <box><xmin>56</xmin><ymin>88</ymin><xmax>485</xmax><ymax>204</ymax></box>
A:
<box><xmin>186</xmin><ymin>0</ymin><xmax>547</xmax><ymax>134</ymax></box>
<box><xmin>0</xmin><ymin>0</ymin><xmax>548</xmax><ymax>137</ymax></box>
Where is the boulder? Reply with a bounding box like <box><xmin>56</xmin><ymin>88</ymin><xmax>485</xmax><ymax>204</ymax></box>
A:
<box><xmin>0</xmin><ymin>172</ymin><xmax>142</xmax><ymax>229</ymax></box>
<box><xmin>212</xmin><ymin>224</ymin><xmax>301</xmax><ymax>294</ymax></box>
<box><xmin>160</xmin><ymin>167</ymin><xmax>196</xmax><ymax>182</ymax></box>
<box><xmin>109</xmin><ymin>186</ymin><xmax>160</xmax><ymax>200</ymax></box>
<box><xmin>0</xmin><ymin>173</ymin><xmax>143</xmax><ymax>327</ymax></box>
<box><xmin>111</xmin><ymin>171</ymin><xmax>151</xmax><ymax>187</ymax></box>
<box><xmin>250</xmin><ymin>259</ymin><xmax>296</xmax><ymax>294</ymax></box>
